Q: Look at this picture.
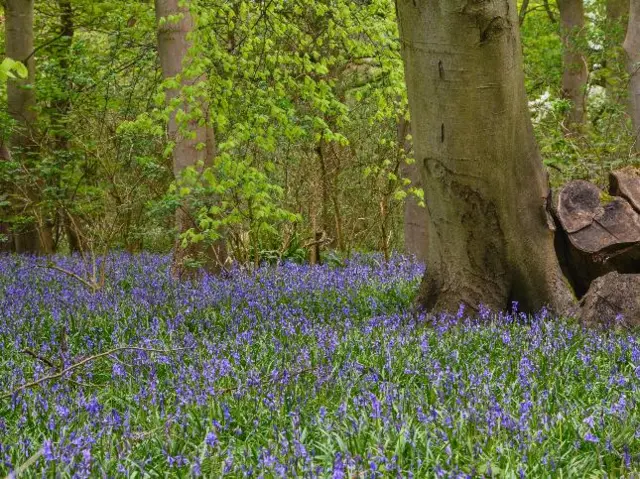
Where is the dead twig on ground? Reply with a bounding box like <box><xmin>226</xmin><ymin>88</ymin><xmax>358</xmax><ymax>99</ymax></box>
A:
<box><xmin>2</xmin><ymin>346</ymin><xmax>193</xmax><ymax>400</ymax></box>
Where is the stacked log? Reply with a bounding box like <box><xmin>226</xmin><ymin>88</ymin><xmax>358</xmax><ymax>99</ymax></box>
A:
<box><xmin>552</xmin><ymin>167</ymin><xmax>640</xmax><ymax>297</ymax></box>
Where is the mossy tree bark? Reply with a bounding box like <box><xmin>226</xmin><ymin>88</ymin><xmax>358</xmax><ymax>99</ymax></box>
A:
<box><xmin>396</xmin><ymin>0</ymin><xmax>575</xmax><ymax>314</ymax></box>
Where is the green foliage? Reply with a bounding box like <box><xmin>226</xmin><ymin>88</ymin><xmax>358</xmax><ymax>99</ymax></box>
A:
<box><xmin>520</xmin><ymin>0</ymin><xmax>640</xmax><ymax>189</ymax></box>
<box><xmin>0</xmin><ymin>0</ymin><xmax>637</xmax><ymax>260</ymax></box>
<box><xmin>0</xmin><ymin>58</ymin><xmax>28</xmax><ymax>83</ymax></box>
<box><xmin>149</xmin><ymin>0</ymin><xmax>416</xmax><ymax>262</ymax></box>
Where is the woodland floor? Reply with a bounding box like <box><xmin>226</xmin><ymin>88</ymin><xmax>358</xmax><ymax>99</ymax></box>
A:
<box><xmin>0</xmin><ymin>254</ymin><xmax>639</xmax><ymax>477</ymax></box>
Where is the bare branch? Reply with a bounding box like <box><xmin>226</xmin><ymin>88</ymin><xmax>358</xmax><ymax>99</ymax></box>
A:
<box><xmin>20</xmin><ymin>349</ymin><xmax>57</xmax><ymax>369</ymax></box>
<box><xmin>36</xmin><ymin>262</ymin><xmax>100</xmax><ymax>293</ymax></box>
<box><xmin>1</xmin><ymin>346</ymin><xmax>193</xmax><ymax>400</ymax></box>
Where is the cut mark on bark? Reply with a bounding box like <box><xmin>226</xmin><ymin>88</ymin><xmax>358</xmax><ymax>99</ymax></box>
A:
<box><xmin>461</xmin><ymin>0</ymin><xmax>510</xmax><ymax>45</ymax></box>
<box><xmin>479</xmin><ymin>16</ymin><xmax>507</xmax><ymax>44</ymax></box>
<box><xmin>441</xmin><ymin>123</ymin><xmax>445</xmax><ymax>143</ymax></box>
<box><xmin>438</xmin><ymin>60</ymin><xmax>445</xmax><ymax>79</ymax></box>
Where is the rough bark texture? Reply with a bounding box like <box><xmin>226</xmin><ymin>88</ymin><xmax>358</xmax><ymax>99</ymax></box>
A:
<box><xmin>579</xmin><ymin>272</ymin><xmax>640</xmax><ymax>329</ymax></box>
<box><xmin>553</xmin><ymin>178</ymin><xmax>640</xmax><ymax>296</ymax></box>
<box><xmin>558</xmin><ymin>0</ymin><xmax>588</xmax><ymax>128</ymax></box>
<box><xmin>624</xmin><ymin>0</ymin><xmax>640</xmax><ymax>148</ymax></box>
<box><xmin>398</xmin><ymin>116</ymin><xmax>428</xmax><ymax>263</ymax></box>
<box><xmin>155</xmin><ymin>0</ymin><xmax>226</xmax><ymax>278</ymax></box>
<box><xmin>4</xmin><ymin>0</ymin><xmax>42</xmax><ymax>253</ymax></box>
<box><xmin>396</xmin><ymin>0</ymin><xmax>575</xmax><ymax>314</ymax></box>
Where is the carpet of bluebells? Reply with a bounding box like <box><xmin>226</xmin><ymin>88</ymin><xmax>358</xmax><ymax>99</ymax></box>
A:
<box><xmin>1</xmin><ymin>254</ymin><xmax>640</xmax><ymax>478</ymax></box>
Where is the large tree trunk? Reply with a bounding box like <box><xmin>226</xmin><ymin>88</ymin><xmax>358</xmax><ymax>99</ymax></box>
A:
<box><xmin>396</xmin><ymin>0</ymin><xmax>575</xmax><ymax>314</ymax></box>
<box><xmin>4</xmin><ymin>0</ymin><xmax>42</xmax><ymax>253</ymax></box>
<box><xmin>557</xmin><ymin>0</ymin><xmax>588</xmax><ymax>129</ymax></box>
<box><xmin>155</xmin><ymin>0</ymin><xmax>227</xmax><ymax>277</ymax></box>
<box><xmin>625</xmin><ymin>0</ymin><xmax>640</xmax><ymax>149</ymax></box>
<box><xmin>398</xmin><ymin>115</ymin><xmax>427</xmax><ymax>263</ymax></box>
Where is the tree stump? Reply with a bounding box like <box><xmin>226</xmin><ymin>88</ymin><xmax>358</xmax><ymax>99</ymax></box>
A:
<box><xmin>553</xmin><ymin>179</ymin><xmax>640</xmax><ymax>296</ymax></box>
<box><xmin>579</xmin><ymin>272</ymin><xmax>640</xmax><ymax>329</ymax></box>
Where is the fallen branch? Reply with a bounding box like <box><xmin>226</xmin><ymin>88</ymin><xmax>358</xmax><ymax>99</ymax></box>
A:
<box><xmin>36</xmin><ymin>262</ymin><xmax>101</xmax><ymax>293</ymax></box>
<box><xmin>20</xmin><ymin>348</ymin><xmax>57</xmax><ymax>369</ymax></box>
<box><xmin>1</xmin><ymin>346</ymin><xmax>193</xmax><ymax>400</ymax></box>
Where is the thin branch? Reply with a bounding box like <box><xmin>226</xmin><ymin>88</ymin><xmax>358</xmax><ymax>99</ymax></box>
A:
<box><xmin>23</xmin><ymin>32</ymin><xmax>68</xmax><ymax>63</ymax></box>
<box><xmin>1</xmin><ymin>347</ymin><xmax>193</xmax><ymax>400</ymax></box>
<box><xmin>519</xmin><ymin>0</ymin><xmax>530</xmax><ymax>25</ymax></box>
<box><xmin>543</xmin><ymin>0</ymin><xmax>557</xmax><ymax>23</ymax></box>
<box><xmin>20</xmin><ymin>349</ymin><xmax>57</xmax><ymax>369</ymax></box>
<box><xmin>36</xmin><ymin>262</ymin><xmax>99</xmax><ymax>293</ymax></box>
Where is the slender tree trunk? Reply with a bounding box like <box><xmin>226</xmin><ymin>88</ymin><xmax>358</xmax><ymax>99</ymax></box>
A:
<box><xmin>55</xmin><ymin>0</ymin><xmax>81</xmax><ymax>253</ymax></box>
<box><xmin>379</xmin><ymin>198</ymin><xmax>389</xmax><ymax>262</ymax></box>
<box><xmin>605</xmin><ymin>0</ymin><xmax>629</xmax><ymax>99</ymax></box>
<box><xmin>543</xmin><ymin>0</ymin><xmax>557</xmax><ymax>23</ymax></box>
<box><xmin>64</xmin><ymin>213</ymin><xmax>84</xmax><ymax>253</ymax></box>
<box><xmin>155</xmin><ymin>0</ymin><xmax>227</xmax><ymax>277</ymax></box>
<box><xmin>0</xmin><ymin>143</ymin><xmax>14</xmax><ymax>252</ymax></box>
<box><xmin>519</xmin><ymin>0</ymin><xmax>530</xmax><ymax>25</ymax></box>
<box><xmin>557</xmin><ymin>0</ymin><xmax>588</xmax><ymax>129</ymax></box>
<box><xmin>316</xmin><ymin>142</ymin><xmax>331</xmax><ymax>239</ymax></box>
<box><xmin>5</xmin><ymin>0</ymin><xmax>42</xmax><ymax>253</ymax></box>
<box><xmin>625</xmin><ymin>0</ymin><xmax>640</xmax><ymax>149</ymax></box>
<box><xmin>398</xmin><ymin>115</ymin><xmax>427</xmax><ymax>263</ymax></box>
<box><xmin>396</xmin><ymin>0</ymin><xmax>575</xmax><ymax>314</ymax></box>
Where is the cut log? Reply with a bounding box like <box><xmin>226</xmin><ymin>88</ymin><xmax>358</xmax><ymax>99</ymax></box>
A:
<box><xmin>610</xmin><ymin>167</ymin><xmax>640</xmax><ymax>214</ymax></box>
<box><xmin>579</xmin><ymin>272</ymin><xmax>640</xmax><ymax>329</ymax></box>
<box><xmin>553</xmin><ymin>179</ymin><xmax>640</xmax><ymax>296</ymax></box>
<box><xmin>556</xmin><ymin>180</ymin><xmax>604</xmax><ymax>233</ymax></box>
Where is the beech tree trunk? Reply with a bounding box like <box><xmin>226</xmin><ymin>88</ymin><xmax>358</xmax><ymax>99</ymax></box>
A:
<box><xmin>398</xmin><ymin>116</ymin><xmax>427</xmax><ymax>263</ymax></box>
<box><xmin>4</xmin><ymin>0</ymin><xmax>42</xmax><ymax>253</ymax></box>
<box><xmin>624</xmin><ymin>0</ymin><xmax>640</xmax><ymax>149</ymax></box>
<box><xmin>396</xmin><ymin>0</ymin><xmax>575</xmax><ymax>314</ymax></box>
<box><xmin>558</xmin><ymin>0</ymin><xmax>588</xmax><ymax>129</ymax></box>
<box><xmin>155</xmin><ymin>0</ymin><xmax>226</xmax><ymax>277</ymax></box>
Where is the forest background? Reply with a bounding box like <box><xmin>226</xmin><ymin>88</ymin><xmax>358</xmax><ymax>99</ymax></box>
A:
<box><xmin>0</xmin><ymin>0</ymin><xmax>637</xmax><ymax>274</ymax></box>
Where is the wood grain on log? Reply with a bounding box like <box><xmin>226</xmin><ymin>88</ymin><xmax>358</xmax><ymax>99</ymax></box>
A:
<box><xmin>553</xmin><ymin>178</ymin><xmax>640</xmax><ymax>296</ymax></box>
